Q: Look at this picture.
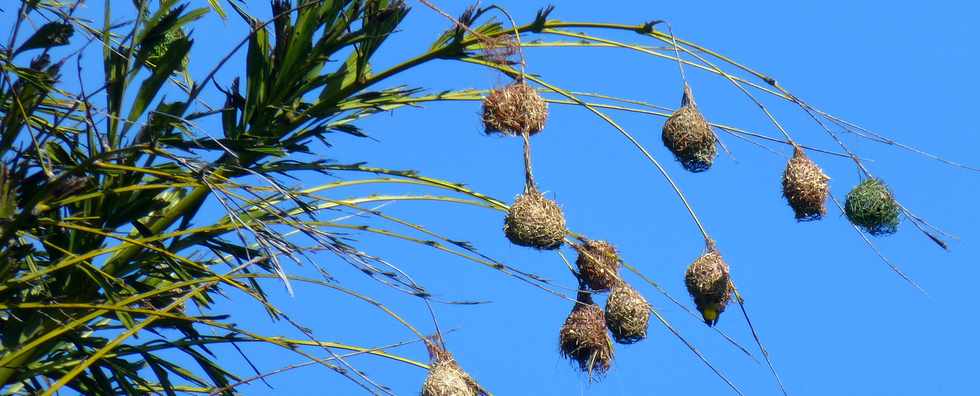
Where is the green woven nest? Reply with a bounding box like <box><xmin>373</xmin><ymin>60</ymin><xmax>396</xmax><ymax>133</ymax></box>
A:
<box><xmin>575</xmin><ymin>240</ymin><xmax>620</xmax><ymax>291</ymax></box>
<box><xmin>684</xmin><ymin>251</ymin><xmax>732</xmax><ymax>326</ymax></box>
<box><xmin>604</xmin><ymin>282</ymin><xmax>650</xmax><ymax>344</ymax></box>
<box><xmin>845</xmin><ymin>178</ymin><xmax>900</xmax><ymax>236</ymax></box>
<box><xmin>662</xmin><ymin>87</ymin><xmax>717</xmax><ymax>172</ymax></box>
<box><xmin>481</xmin><ymin>81</ymin><xmax>548</xmax><ymax>136</ymax></box>
<box><xmin>503</xmin><ymin>189</ymin><xmax>566</xmax><ymax>250</ymax></box>
<box><xmin>421</xmin><ymin>343</ymin><xmax>487</xmax><ymax>396</ymax></box>
<box><xmin>29</xmin><ymin>22</ymin><xmax>74</xmax><ymax>49</ymax></box>
<box><xmin>559</xmin><ymin>293</ymin><xmax>614</xmax><ymax>376</ymax></box>
<box><xmin>782</xmin><ymin>148</ymin><xmax>830</xmax><ymax>221</ymax></box>
<box><xmin>145</xmin><ymin>28</ymin><xmax>189</xmax><ymax>71</ymax></box>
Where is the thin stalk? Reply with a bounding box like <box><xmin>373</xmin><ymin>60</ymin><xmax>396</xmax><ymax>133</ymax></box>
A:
<box><xmin>730</xmin><ymin>282</ymin><xmax>788</xmax><ymax>396</ymax></box>
<box><xmin>830</xmin><ymin>196</ymin><xmax>927</xmax><ymax>294</ymax></box>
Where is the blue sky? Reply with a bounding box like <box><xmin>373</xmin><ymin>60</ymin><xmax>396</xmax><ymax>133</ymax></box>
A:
<box><xmin>224</xmin><ymin>2</ymin><xmax>978</xmax><ymax>394</ymax></box>
<box><xmin>9</xmin><ymin>1</ymin><xmax>980</xmax><ymax>395</ymax></box>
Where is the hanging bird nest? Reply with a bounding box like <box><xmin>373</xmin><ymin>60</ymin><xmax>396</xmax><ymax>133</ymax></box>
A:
<box><xmin>503</xmin><ymin>188</ymin><xmax>566</xmax><ymax>250</ymax></box>
<box><xmin>482</xmin><ymin>81</ymin><xmax>548</xmax><ymax>136</ymax></box>
<box><xmin>662</xmin><ymin>85</ymin><xmax>717</xmax><ymax>172</ymax></box>
<box><xmin>684</xmin><ymin>249</ymin><xmax>732</xmax><ymax>327</ymax></box>
<box><xmin>478</xmin><ymin>34</ymin><xmax>519</xmax><ymax>66</ymax></box>
<box><xmin>28</xmin><ymin>22</ymin><xmax>74</xmax><ymax>50</ymax></box>
<box><xmin>559</xmin><ymin>292</ymin><xmax>614</xmax><ymax>376</ymax></box>
<box><xmin>845</xmin><ymin>178</ymin><xmax>901</xmax><ymax>236</ymax></box>
<box><xmin>145</xmin><ymin>28</ymin><xmax>189</xmax><ymax>71</ymax></box>
<box><xmin>575</xmin><ymin>240</ymin><xmax>621</xmax><ymax>291</ymax></box>
<box><xmin>139</xmin><ymin>286</ymin><xmax>188</xmax><ymax>314</ymax></box>
<box><xmin>421</xmin><ymin>341</ymin><xmax>487</xmax><ymax>396</ymax></box>
<box><xmin>782</xmin><ymin>147</ymin><xmax>831</xmax><ymax>221</ymax></box>
<box><xmin>604</xmin><ymin>282</ymin><xmax>650</xmax><ymax>344</ymax></box>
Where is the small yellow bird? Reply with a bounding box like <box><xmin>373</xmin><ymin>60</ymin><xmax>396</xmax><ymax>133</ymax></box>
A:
<box><xmin>699</xmin><ymin>304</ymin><xmax>723</xmax><ymax>327</ymax></box>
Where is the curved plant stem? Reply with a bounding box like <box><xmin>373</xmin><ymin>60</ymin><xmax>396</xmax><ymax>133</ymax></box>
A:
<box><xmin>730</xmin><ymin>282</ymin><xmax>789</xmax><ymax>396</ymax></box>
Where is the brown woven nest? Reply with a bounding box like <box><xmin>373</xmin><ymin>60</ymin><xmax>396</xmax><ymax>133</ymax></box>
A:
<box><xmin>604</xmin><ymin>282</ymin><xmax>650</xmax><ymax>344</ymax></box>
<box><xmin>559</xmin><ymin>292</ymin><xmax>614</xmax><ymax>376</ymax></box>
<box><xmin>139</xmin><ymin>286</ymin><xmax>188</xmax><ymax>313</ymax></box>
<box><xmin>575</xmin><ymin>240</ymin><xmax>621</xmax><ymax>291</ymax></box>
<box><xmin>503</xmin><ymin>188</ymin><xmax>566</xmax><ymax>250</ymax></box>
<box><xmin>662</xmin><ymin>85</ymin><xmax>717</xmax><ymax>172</ymax></box>
<box><xmin>421</xmin><ymin>341</ymin><xmax>487</xmax><ymax>396</ymax></box>
<box><xmin>482</xmin><ymin>81</ymin><xmax>548</xmax><ymax>136</ymax></box>
<box><xmin>782</xmin><ymin>148</ymin><xmax>830</xmax><ymax>221</ymax></box>
<box><xmin>684</xmin><ymin>250</ymin><xmax>732</xmax><ymax>327</ymax></box>
<box><xmin>478</xmin><ymin>34</ymin><xmax>518</xmax><ymax>65</ymax></box>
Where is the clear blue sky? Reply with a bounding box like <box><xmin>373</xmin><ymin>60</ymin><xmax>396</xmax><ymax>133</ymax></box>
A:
<box><xmin>13</xmin><ymin>1</ymin><xmax>980</xmax><ymax>395</ymax></box>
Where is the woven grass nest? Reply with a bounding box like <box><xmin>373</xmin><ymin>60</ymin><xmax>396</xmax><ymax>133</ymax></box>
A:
<box><xmin>145</xmin><ymin>28</ymin><xmax>189</xmax><ymax>71</ymax></box>
<box><xmin>575</xmin><ymin>240</ymin><xmax>620</xmax><ymax>291</ymax></box>
<box><xmin>478</xmin><ymin>34</ymin><xmax>519</xmax><ymax>65</ymax></box>
<box><xmin>503</xmin><ymin>188</ymin><xmax>566</xmax><ymax>250</ymax></box>
<box><xmin>782</xmin><ymin>148</ymin><xmax>831</xmax><ymax>221</ymax></box>
<box><xmin>684</xmin><ymin>250</ymin><xmax>732</xmax><ymax>327</ymax></box>
<box><xmin>662</xmin><ymin>85</ymin><xmax>717</xmax><ymax>172</ymax></box>
<box><xmin>845</xmin><ymin>178</ymin><xmax>900</xmax><ymax>236</ymax></box>
<box><xmin>421</xmin><ymin>342</ymin><xmax>487</xmax><ymax>396</ymax></box>
<box><xmin>482</xmin><ymin>81</ymin><xmax>548</xmax><ymax>136</ymax></box>
<box><xmin>559</xmin><ymin>292</ymin><xmax>614</xmax><ymax>376</ymax></box>
<box><xmin>137</xmin><ymin>285</ymin><xmax>188</xmax><ymax>313</ymax></box>
<box><xmin>605</xmin><ymin>282</ymin><xmax>650</xmax><ymax>344</ymax></box>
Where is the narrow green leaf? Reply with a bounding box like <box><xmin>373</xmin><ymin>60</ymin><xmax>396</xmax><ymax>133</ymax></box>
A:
<box><xmin>206</xmin><ymin>0</ymin><xmax>227</xmax><ymax>19</ymax></box>
<box><xmin>13</xmin><ymin>22</ymin><xmax>74</xmax><ymax>55</ymax></box>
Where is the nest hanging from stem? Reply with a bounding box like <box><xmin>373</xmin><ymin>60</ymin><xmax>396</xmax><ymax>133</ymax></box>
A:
<box><xmin>782</xmin><ymin>147</ymin><xmax>831</xmax><ymax>221</ymax></box>
<box><xmin>421</xmin><ymin>340</ymin><xmax>487</xmax><ymax>396</ymax></box>
<box><xmin>503</xmin><ymin>189</ymin><xmax>565</xmax><ymax>249</ymax></box>
<box><xmin>482</xmin><ymin>80</ymin><xmax>548</xmax><ymax>136</ymax></box>
<box><xmin>845</xmin><ymin>178</ymin><xmax>901</xmax><ymax>235</ymax></box>
<box><xmin>478</xmin><ymin>34</ymin><xmax>519</xmax><ymax>66</ymax></box>
<box><xmin>575</xmin><ymin>240</ymin><xmax>620</xmax><ymax>291</ymax></box>
<box><xmin>605</xmin><ymin>282</ymin><xmax>650</xmax><ymax>344</ymax></box>
<box><xmin>503</xmin><ymin>132</ymin><xmax>566</xmax><ymax>249</ymax></box>
<box><xmin>662</xmin><ymin>84</ymin><xmax>717</xmax><ymax>172</ymax></box>
<box><xmin>684</xmin><ymin>248</ymin><xmax>732</xmax><ymax>327</ymax></box>
<box><xmin>145</xmin><ymin>28</ymin><xmax>189</xmax><ymax>71</ymax></box>
<box><xmin>559</xmin><ymin>291</ymin><xmax>614</xmax><ymax>377</ymax></box>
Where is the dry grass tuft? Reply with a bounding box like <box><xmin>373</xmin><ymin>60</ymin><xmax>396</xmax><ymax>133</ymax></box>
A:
<box><xmin>482</xmin><ymin>81</ymin><xmax>548</xmax><ymax>136</ymax></box>
<box><xmin>559</xmin><ymin>292</ymin><xmax>614</xmax><ymax>377</ymax></box>
<box><xmin>684</xmin><ymin>250</ymin><xmax>732</xmax><ymax>327</ymax></box>
<box><xmin>782</xmin><ymin>147</ymin><xmax>831</xmax><ymax>221</ymax></box>
<box><xmin>604</xmin><ymin>282</ymin><xmax>650</xmax><ymax>344</ymax></box>
<box><xmin>575</xmin><ymin>240</ymin><xmax>620</xmax><ymax>292</ymax></box>
<box><xmin>503</xmin><ymin>189</ymin><xmax>565</xmax><ymax>250</ymax></box>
